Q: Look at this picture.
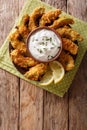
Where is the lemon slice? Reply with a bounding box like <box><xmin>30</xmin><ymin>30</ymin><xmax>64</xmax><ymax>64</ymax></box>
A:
<box><xmin>49</xmin><ymin>61</ymin><xmax>65</xmax><ymax>84</ymax></box>
<box><xmin>39</xmin><ymin>69</ymin><xmax>54</xmax><ymax>86</ymax></box>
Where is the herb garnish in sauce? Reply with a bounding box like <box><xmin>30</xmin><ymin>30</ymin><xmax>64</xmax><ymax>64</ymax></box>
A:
<box><xmin>29</xmin><ymin>29</ymin><xmax>62</xmax><ymax>62</ymax></box>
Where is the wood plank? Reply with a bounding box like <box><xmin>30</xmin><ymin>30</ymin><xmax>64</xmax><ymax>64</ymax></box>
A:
<box><xmin>0</xmin><ymin>0</ymin><xmax>19</xmax><ymax>130</ymax></box>
<box><xmin>67</xmin><ymin>0</ymin><xmax>87</xmax><ymax>129</ymax></box>
<box><xmin>67</xmin><ymin>0</ymin><xmax>87</xmax><ymax>22</ymax></box>
<box><xmin>68</xmin><ymin>53</ymin><xmax>87</xmax><ymax>130</ymax></box>
<box><xmin>41</xmin><ymin>0</ymin><xmax>67</xmax><ymax>10</ymax></box>
<box><xmin>19</xmin><ymin>1</ymin><xmax>44</xmax><ymax>130</ymax></box>
<box><xmin>42</xmin><ymin>1</ymin><xmax>68</xmax><ymax>130</ymax></box>
<box><xmin>43</xmin><ymin>92</ymin><xmax>68</xmax><ymax>130</ymax></box>
<box><xmin>0</xmin><ymin>72</ymin><xmax>19</xmax><ymax>130</ymax></box>
<box><xmin>20</xmin><ymin>81</ymin><xmax>43</xmax><ymax>130</ymax></box>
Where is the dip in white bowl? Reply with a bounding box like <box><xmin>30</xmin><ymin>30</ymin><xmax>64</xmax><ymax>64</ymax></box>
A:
<box><xmin>27</xmin><ymin>27</ymin><xmax>62</xmax><ymax>62</ymax></box>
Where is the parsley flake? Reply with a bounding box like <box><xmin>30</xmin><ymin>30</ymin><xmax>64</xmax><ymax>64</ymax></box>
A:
<box><xmin>37</xmin><ymin>49</ymin><xmax>43</xmax><ymax>53</ymax></box>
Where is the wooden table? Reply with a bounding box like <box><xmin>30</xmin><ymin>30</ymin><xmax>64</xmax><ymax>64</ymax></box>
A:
<box><xmin>0</xmin><ymin>0</ymin><xmax>87</xmax><ymax>130</ymax></box>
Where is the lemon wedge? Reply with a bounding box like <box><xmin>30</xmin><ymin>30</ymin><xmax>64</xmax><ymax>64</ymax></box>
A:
<box><xmin>39</xmin><ymin>69</ymin><xmax>54</xmax><ymax>86</ymax></box>
<box><xmin>49</xmin><ymin>61</ymin><xmax>65</xmax><ymax>84</ymax></box>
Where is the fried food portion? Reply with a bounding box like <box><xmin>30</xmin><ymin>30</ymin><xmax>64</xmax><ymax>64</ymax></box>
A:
<box><xmin>29</xmin><ymin>7</ymin><xmax>45</xmax><ymax>31</ymax></box>
<box><xmin>58</xmin><ymin>51</ymin><xmax>74</xmax><ymax>71</ymax></box>
<box><xmin>9</xmin><ymin>29</ymin><xmax>27</xmax><ymax>53</ymax></box>
<box><xmin>11</xmin><ymin>49</ymin><xmax>38</xmax><ymax>68</ymax></box>
<box><xmin>18</xmin><ymin>24</ymin><xmax>30</xmax><ymax>39</ymax></box>
<box><xmin>18</xmin><ymin>15</ymin><xmax>30</xmax><ymax>39</ymax></box>
<box><xmin>49</xmin><ymin>17</ymin><xmax>74</xmax><ymax>29</ymax></box>
<box><xmin>22</xmin><ymin>14</ymin><xmax>30</xmax><ymax>26</ymax></box>
<box><xmin>39</xmin><ymin>9</ymin><xmax>61</xmax><ymax>26</ymax></box>
<box><xmin>56</xmin><ymin>26</ymin><xmax>83</xmax><ymax>41</ymax></box>
<box><xmin>62</xmin><ymin>38</ymin><xmax>78</xmax><ymax>55</ymax></box>
<box><xmin>11</xmin><ymin>41</ymin><xmax>27</xmax><ymax>53</ymax></box>
<box><xmin>9</xmin><ymin>15</ymin><xmax>30</xmax><ymax>54</ymax></box>
<box><xmin>9</xmin><ymin>29</ymin><xmax>22</xmax><ymax>42</ymax></box>
<box><xmin>24</xmin><ymin>63</ymin><xmax>47</xmax><ymax>81</ymax></box>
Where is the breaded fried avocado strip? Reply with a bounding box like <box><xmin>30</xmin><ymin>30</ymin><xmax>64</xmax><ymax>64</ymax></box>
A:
<box><xmin>17</xmin><ymin>14</ymin><xmax>30</xmax><ymax>39</ymax></box>
<box><xmin>58</xmin><ymin>51</ymin><xmax>75</xmax><ymax>71</ymax></box>
<box><xmin>39</xmin><ymin>9</ymin><xmax>61</xmax><ymax>26</ymax></box>
<box><xmin>62</xmin><ymin>38</ymin><xmax>78</xmax><ymax>55</ymax></box>
<box><xmin>24</xmin><ymin>63</ymin><xmax>47</xmax><ymax>81</ymax></box>
<box><xmin>9</xmin><ymin>29</ymin><xmax>21</xmax><ymax>41</ymax></box>
<box><xmin>56</xmin><ymin>26</ymin><xmax>83</xmax><ymax>41</ymax></box>
<box><xmin>10</xmin><ymin>49</ymin><xmax>38</xmax><ymax>68</ymax></box>
<box><xmin>9</xmin><ymin>29</ymin><xmax>27</xmax><ymax>53</ymax></box>
<box><xmin>10</xmin><ymin>41</ymin><xmax>27</xmax><ymax>53</ymax></box>
<box><xmin>18</xmin><ymin>24</ymin><xmax>30</xmax><ymax>39</ymax></box>
<box><xmin>22</xmin><ymin>14</ymin><xmax>30</xmax><ymax>25</ymax></box>
<box><xmin>29</xmin><ymin>7</ymin><xmax>45</xmax><ymax>31</ymax></box>
<box><xmin>49</xmin><ymin>17</ymin><xmax>74</xmax><ymax>29</ymax></box>
<box><xmin>9</xmin><ymin>15</ymin><xmax>30</xmax><ymax>53</ymax></box>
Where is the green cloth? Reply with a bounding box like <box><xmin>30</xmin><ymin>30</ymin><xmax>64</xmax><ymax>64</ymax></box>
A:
<box><xmin>0</xmin><ymin>0</ymin><xmax>87</xmax><ymax>97</ymax></box>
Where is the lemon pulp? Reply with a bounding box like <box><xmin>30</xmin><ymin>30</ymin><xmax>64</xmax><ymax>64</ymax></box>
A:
<box><xmin>49</xmin><ymin>61</ymin><xmax>65</xmax><ymax>84</ymax></box>
<box><xmin>39</xmin><ymin>68</ymin><xmax>54</xmax><ymax>86</ymax></box>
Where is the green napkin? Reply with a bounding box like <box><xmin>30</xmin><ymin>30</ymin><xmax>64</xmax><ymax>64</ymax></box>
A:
<box><xmin>0</xmin><ymin>0</ymin><xmax>87</xmax><ymax>97</ymax></box>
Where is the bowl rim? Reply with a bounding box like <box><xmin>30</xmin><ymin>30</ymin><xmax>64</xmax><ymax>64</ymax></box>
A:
<box><xmin>26</xmin><ymin>26</ymin><xmax>62</xmax><ymax>63</ymax></box>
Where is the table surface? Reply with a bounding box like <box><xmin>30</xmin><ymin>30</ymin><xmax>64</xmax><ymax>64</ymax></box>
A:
<box><xmin>0</xmin><ymin>0</ymin><xmax>87</xmax><ymax>130</ymax></box>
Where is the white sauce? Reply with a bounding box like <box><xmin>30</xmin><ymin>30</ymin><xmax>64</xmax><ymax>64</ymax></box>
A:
<box><xmin>29</xmin><ymin>29</ymin><xmax>61</xmax><ymax>62</ymax></box>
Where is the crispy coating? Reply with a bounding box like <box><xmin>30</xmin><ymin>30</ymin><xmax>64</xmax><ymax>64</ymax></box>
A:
<box><xmin>11</xmin><ymin>49</ymin><xmax>38</xmax><ymax>68</ymax></box>
<box><xmin>10</xmin><ymin>15</ymin><xmax>30</xmax><ymax>41</ymax></box>
<box><xmin>18</xmin><ymin>24</ymin><xmax>30</xmax><ymax>39</ymax></box>
<box><xmin>49</xmin><ymin>17</ymin><xmax>74</xmax><ymax>29</ymax></box>
<box><xmin>39</xmin><ymin>9</ymin><xmax>61</xmax><ymax>26</ymax></box>
<box><xmin>58</xmin><ymin>51</ymin><xmax>75</xmax><ymax>71</ymax></box>
<box><xmin>9</xmin><ymin>29</ymin><xmax>22</xmax><ymax>42</ymax></box>
<box><xmin>9</xmin><ymin>15</ymin><xmax>30</xmax><ymax>53</ymax></box>
<box><xmin>29</xmin><ymin>7</ymin><xmax>45</xmax><ymax>31</ymax></box>
<box><xmin>9</xmin><ymin>30</ymin><xmax>27</xmax><ymax>53</ymax></box>
<box><xmin>22</xmin><ymin>14</ymin><xmax>30</xmax><ymax>26</ymax></box>
<box><xmin>56</xmin><ymin>26</ymin><xmax>83</xmax><ymax>41</ymax></box>
<box><xmin>11</xmin><ymin>41</ymin><xmax>27</xmax><ymax>53</ymax></box>
<box><xmin>62</xmin><ymin>38</ymin><xmax>78</xmax><ymax>55</ymax></box>
<box><xmin>24</xmin><ymin>63</ymin><xmax>47</xmax><ymax>81</ymax></box>
<box><xmin>18</xmin><ymin>15</ymin><xmax>30</xmax><ymax>39</ymax></box>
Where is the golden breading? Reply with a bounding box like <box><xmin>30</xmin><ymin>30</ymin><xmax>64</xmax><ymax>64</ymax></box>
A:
<box><xmin>18</xmin><ymin>15</ymin><xmax>30</xmax><ymax>39</ymax></box>
<box><xmin>62</xmin><ymin>38</ymin><xmax>78</xmax><ymax>55</ymax></box>
<box><xmin>56</xmin><ymin>26</ymin><xmax>83</xmax><ymax>41</ymax></box>
<box><xmin>49</xmin><ymin>17</ymin><xmax>74</xmax><ymax>29</ymax></box>
<box><xmin>22</xmin><ymin>14</ymin><xmax>30</xmax><ymax>26</ymax></box>
<box><xmin>29</xmin><ymin>7</ymin><xmax>45</xmax><ymax>31</ymax></box>
<box><xmin>18</xmin><ymin>24</ymin><xmax>30</xmax><ymax>39</ymax></box>
<box><xmin>58</xmin><ymin>51</ymin><xmax>75</xmax><ymax>71</ymax></box>
<box><xmin>10</xmin><ymin>49</ymin><xmax>38</xmax><ymax>68</ymax></box>
<box><xmin>10</xmin><ymin>41</ymin><xmax>27</xmax><ymax>53</ymax></box>
<box><xmin>10</xmin><ymin>14</ymin><xmax>30</xmax><ymax>41</ymax></box>
<box><xmin>9</xmin><ymin>29</ymin><xmax>22</xmax><ymax>42</ymax></box>
<box><xmin>24</xmin><ymin>63</ymin><xmax>47</xmax><ymax>81</ymax></box>
<box><xmin>9</xmin><ymin>29</ymin><xmax>27</xmax><ymax>53</ymax></box>
<box><xmin>39</xmin><ymin>9</ymin><xmax>61</xmax><ymax>26</ymax></box>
